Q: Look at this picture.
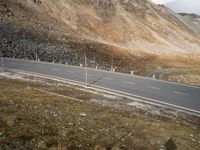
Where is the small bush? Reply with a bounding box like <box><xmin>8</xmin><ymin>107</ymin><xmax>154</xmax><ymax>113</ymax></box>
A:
<box><xmin>164</xmin><ymin>138</ymin><xmax>177</xmax><ymax>150</ymax></box>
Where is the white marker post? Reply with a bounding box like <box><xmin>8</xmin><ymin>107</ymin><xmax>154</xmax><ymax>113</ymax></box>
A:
<box><xmin>0</xmin><ymin>51</ymin><xmax>4</xmax><ymax>71</ymax></box>
<box><xmin>0</xmin><ymin>51</ymin><xmax>5</xmax><ymax>72</ymax></box>
<box><xmin>131</xmin><ymin>70</ymin><xmax>134</xmax><ymax>75</ymax></box>
<box><xmin>34</xmin><ymin>52</ymin><xmax>38</xmax><ymax>61</ymax></box>
<box><xmin>153</xmin><ymin>74</ymin><xmax>156</xmax><ymax>79</ymax></box>
<box><xmin>111</xmin><ymin>54</ymin><xmax>113</xmax><ymax>71</ymax></box>
<box><xmin>85</xmin><ymin>55</ymin><xmax>88</xmax><ymax>87</ymax></box>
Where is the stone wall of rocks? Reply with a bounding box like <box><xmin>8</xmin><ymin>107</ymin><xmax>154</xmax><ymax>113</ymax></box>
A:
<box><xmin>0</xmin><ymin>21</ymin><xmax>158</xmax><ymax>75</ymax></box>
<box><xmin>0</xmin><ymin>22</ymin><xmax>112</xmax><ymax>70</ymax></box>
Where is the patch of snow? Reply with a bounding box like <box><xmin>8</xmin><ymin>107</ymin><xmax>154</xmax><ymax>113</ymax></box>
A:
<box><xmin>80</xmin><ymin>113</ymin><xmax>87</xmax><ymax>117</ymax></box>
<box><xmin>127</xmin><ymin>101</ymin><xmax>148</xmax><ymax>109</ymax></box>
<box><xmin>189</xmin><ymin>134</ymin><xmax>194</xmax><ymax>138</ymax></box>
<box><xmin>0</xmin><ymin>72</ymin><xmax>25</xmax><ymax>80</ymax></box>
<box><xmin>68</xmin><ymin>123</ymin><xmax>73</xmax><ymax>126</ymax></box>
<box><xmin>102</xmin><ymin>94</ymin><xmax>118</xmax><ymax>99</ymax></box>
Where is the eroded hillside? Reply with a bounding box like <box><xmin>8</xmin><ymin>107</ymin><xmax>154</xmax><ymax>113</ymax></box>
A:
<box><xmin>1</xmin><ymin>0</ymin><xmax>200</xmax><ymax>75</ymax></box>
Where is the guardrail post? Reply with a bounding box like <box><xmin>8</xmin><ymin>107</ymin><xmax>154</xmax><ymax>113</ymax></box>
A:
<box><xmin>0</xmin><ymin>51</ymin><xmax>4</xmax><ymax>72</ymax></box>
<box><xmin>34</xmin><ymin>52</ymin><xmax>38</xmax><ymax>61</ymax></box>
<box><xmin>131</xmin><ymin>70</ymin><xmax>134</xmax><ymax>75</ymax></box>
<box><xmin>153</xmin><ymin>74</ymin><xmax>156</xmax><ymax>79</ymax></box>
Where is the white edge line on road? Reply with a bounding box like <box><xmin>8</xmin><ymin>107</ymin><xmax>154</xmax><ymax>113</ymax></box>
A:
<box><xmin>4</xmin><ymin>57</ymin><xmax>200</xmax><ymax>90</ymax></box>
<box><xmin>7</xmin><ymin>68</ymin><xmax>200</xmax><ymax>116</ymax></box>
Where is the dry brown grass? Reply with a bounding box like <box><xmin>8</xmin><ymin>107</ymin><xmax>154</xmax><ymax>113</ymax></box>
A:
<box><xmin>162</xmin><ymin>70</ymin><xmax>200</xmax><ymax>87</ymax></box>
<box><xmin>0</xmin><ymin>75</ymin><xmax>200</xmax><ymax>150</ymax></box>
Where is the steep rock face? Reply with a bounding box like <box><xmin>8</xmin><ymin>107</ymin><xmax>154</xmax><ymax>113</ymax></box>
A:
<box><xmin>1</xmin><ymin>0</ymin><xmax>200</xmax><ymax>74</ymax></box>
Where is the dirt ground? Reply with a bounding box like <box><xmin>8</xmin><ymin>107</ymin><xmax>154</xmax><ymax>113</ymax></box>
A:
<box><xmin>0</xmin><ymin>73</ymin><xmax>200</xmax><ymax>150</ymax></box>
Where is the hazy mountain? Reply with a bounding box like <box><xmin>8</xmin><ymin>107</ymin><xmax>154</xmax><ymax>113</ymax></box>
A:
<box><xmin>165</xmin><ymin>0</ymin><xmax>200</xmax><ymax>15</ymax></box>
<box><xmin>177</xmin><ymin>13</ymin><xmax>200</xmax><ymax>34</ymax></box>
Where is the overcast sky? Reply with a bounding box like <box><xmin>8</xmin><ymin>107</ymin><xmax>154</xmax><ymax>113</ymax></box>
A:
<box><xmin>151</xmin><ymin>0</ymin><xmax>200</xmax><ymax>15</ymax></box>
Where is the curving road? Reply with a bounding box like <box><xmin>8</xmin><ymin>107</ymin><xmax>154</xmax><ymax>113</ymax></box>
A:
<box><xmin>147</xmin><ymin>68</ymin><xmax>200</xmax><ymax>79</ymax></box>
<box><xmin>3</xmin><ymin>58</ymin><xmax>200</xmax><ymax>114</ymax></box>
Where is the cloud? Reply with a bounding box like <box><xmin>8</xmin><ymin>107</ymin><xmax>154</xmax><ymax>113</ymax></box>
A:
<box><xmin>166</xmin><ymin>0</ymin><xmax>200</xmax><ymax>15</ymax></box>
<box><xmin>151</xmin><ymin>0</ymin><xmax>176</xmax><ymax>4</ymax></box>
<box><xmin>151</xmin><ymin>0</ymin><xmax>200</xmax><ymax>15</ymax></box>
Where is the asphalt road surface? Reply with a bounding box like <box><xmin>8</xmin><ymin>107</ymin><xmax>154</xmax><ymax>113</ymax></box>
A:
<box><xmin>3</xmin><ymin>58</ymin><xmax>200</xmax><ymax>113</ymax></box>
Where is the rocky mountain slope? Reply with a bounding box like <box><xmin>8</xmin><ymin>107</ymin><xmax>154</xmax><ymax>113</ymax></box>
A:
<box><xmin>1</xmin><ymin>0</ymin><xmax>200</xmax><ymax>75</ymax></box>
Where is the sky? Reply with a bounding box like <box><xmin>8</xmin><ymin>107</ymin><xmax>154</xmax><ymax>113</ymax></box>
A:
<box><xmin>151</xmin><ymin>0</ymin><xmax>175</xmax><ymax>4</ymax></box>
<box><xmin>151</xmin><ymin>0</ymin><xmax>200</xmax><ymax>15</ymax></box>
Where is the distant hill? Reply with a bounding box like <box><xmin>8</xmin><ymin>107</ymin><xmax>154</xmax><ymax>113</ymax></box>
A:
<box><xmin>177</xmin><ymin>13</ymin><xmax>200</xmax><ymax>34</ymax></box>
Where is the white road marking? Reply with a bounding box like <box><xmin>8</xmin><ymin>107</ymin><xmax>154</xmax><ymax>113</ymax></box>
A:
<box><xmin>66</xmin><ymin>70</ymin><xmax>75</xmax><ymax>73</ymax></box>
<box><xmin>52</xmin><ymin>68</ymin><xmax>60</xmax><ymax>71</ymax></box>
<box><xmin>103</xmin><ymin>77</ymin><xmax>112</xmax><ymax>80</ymax></box>
<box><xmin>123</xmin><ymin>81</ymin><xmax>136</xmax><ymax>85</ymax></box>
<box><xmin>146</xmin><ymin>85</ymin><xmax>160</xmax><ymax>90</ymax></box>
<box><xmin>174</xmin><ymin>91</ymin><xmax>189</xmax><ymax>96</ymax></box>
